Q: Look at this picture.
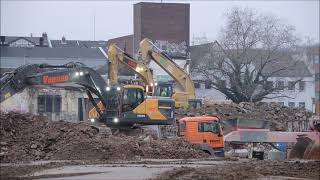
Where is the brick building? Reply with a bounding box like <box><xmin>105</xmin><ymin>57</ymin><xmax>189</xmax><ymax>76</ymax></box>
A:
<box><xmin>133</xmin><ymin>2</ymin><xmax>190</xmax><ymax>58</ymax></box>
<box><xmin>106</xmin><ymin>35</ymin><xmax>134</xmax><ymax>56</ymax></box>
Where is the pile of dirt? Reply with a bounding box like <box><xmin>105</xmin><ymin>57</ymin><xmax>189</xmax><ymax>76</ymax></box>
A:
<box><xmin>153</xmin><ymin>160</ymin><xmax>320</xmax><ymax>180</ymax></box>
<box><xmin>176</xmin><ymin>102</ymin><xmax>312</xmax><ymax>131</ymax></box>
<box><xmin>0</xmin><ymin>112</ymin><xmax>208</xmax><ymax>163</ymax></box>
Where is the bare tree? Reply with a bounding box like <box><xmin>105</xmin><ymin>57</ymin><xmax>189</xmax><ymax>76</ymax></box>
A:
<box><xmin>193</xmin><ymin>7</ymin><xmax>307</xmax><ymax>103</ymax></box>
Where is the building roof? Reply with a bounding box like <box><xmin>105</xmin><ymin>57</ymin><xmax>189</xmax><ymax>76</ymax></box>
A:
<box><xmin>0</xmin><ymin>35</ymin><xmax>49</xmax><ymax>47</ymax></box>
<box><xmin>190</xmin><ymin>42</ymin><xmax>214</xmax><ymax>69</ymax></box>
<box><xmin>257</xmin><ymin>54</ymin><xmax>312</xmax><ymax>77</ymax></box>
<box><xmin>190</xmin><ymin>43</ymin><xmax>312</xmax><ymax>78</ymax></box>
<box><xmin>50</xmin><ymin>39</ymin><xmax>107</xmax><ymax>48</ymax></box>
<box><xmin>0</xmin><ymin>46</ymin><xmax>105</xmax><ymax>59</ymax></box>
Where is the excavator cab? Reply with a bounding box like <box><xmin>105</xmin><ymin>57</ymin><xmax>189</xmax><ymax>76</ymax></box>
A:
<box><xmin>121</xmin><ymin>85</ymin><xmax>144</xmax><ymax>112</ymax></box>
<box><xmin>155</xmin><ymin>83</ymin><xmax>173</xmax><ymax>98</ymax></box>
<box><xmin>155</xmin><ymin>82</ymin><xmax>202</xmax><ymax>109</ymax></box>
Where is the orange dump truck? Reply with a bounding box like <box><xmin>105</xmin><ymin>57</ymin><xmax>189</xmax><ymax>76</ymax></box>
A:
<box><xmin>178</xmin><ymin>116</ymin><xmax>225</xmax><ymax>156</ymax></box>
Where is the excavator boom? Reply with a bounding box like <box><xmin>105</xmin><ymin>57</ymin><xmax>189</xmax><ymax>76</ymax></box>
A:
<box><xmin>139</xmin><ymin>38</ymin><xmax>201</xmax><ymax>108</ymax></box>
<box><xmin>0</xmin><ymin>62</ymin><xmax>112</xmax><ymax>121</ymax></box>
<box><xmin>107</xmin><ymin>44</ymin><xmax>154</xmax><ymax>89</ymax></box>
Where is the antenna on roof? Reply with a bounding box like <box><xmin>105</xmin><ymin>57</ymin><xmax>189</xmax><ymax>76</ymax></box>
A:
<box><xmin>39</xmin><ymin>37</ymin><xmax>44</xmax><ymax>46</ymax></box>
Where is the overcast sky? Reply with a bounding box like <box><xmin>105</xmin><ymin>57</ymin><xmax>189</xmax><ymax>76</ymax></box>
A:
<box><xmin>1</xmin><ymin>0</ymin><xmax>319</xmax><ymax>43</ymax></box>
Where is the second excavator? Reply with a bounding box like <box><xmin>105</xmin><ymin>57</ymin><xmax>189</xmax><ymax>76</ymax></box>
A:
<box><xmin>139</xmin><ymin>38</ymin><xmax>202</xmax><ymax>109</ymax></box>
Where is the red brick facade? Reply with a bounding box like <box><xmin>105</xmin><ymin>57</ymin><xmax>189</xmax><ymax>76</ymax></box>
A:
<box><xmin>106</xmin><ymin>35</ymin><xmax>133</xmax><ymax>56</ymax></box>
<box><xmin>133</xmin><ymin>2</ymin><xmax>190</xmax><ymax>58</ymax></box>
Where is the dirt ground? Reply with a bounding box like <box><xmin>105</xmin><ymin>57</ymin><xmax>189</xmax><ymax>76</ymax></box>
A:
<box><xmin>1</xmin><ymin>159</ymin><xmax>319</xmax><ymax>180</ymax></box>
<box><xmin>0</xmin><ymin>105</ymin><xmax>317</xmax><ymax>179</ymax></box>
<box><xmin>0</xmin><ymin>112</ymin><xmax>208</xmax><ymax>163</ymax></box>
<box><xmin>153</xmin><ymin>160</ymin><xmax>320</xmax><ymax>180</ymax></box>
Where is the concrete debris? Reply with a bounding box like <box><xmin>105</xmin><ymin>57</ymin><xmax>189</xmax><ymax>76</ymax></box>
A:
<box><xmin>0</xmin><ymin>112</ymin><xmax>208</xmax><ymax>163</ymax></box>
<box><xmin>177</xmin><ymin>102</ymin><xmax>312</xmax><ymax>132</ymax></box>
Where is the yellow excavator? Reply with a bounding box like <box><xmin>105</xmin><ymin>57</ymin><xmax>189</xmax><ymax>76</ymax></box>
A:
<box><xmin>139</xmin><ymin>38</ymin><xmax>202</xmax><ymax>109</ymax></box>
<box><xmin>88</xmin><ymin>44</ymin><xmax>175</xmax><ymax>125</ymax></box>
<box><xmin>1</xmin><ymin>62</ymin><xmax>174</xmax><ymax>128</ymax></box>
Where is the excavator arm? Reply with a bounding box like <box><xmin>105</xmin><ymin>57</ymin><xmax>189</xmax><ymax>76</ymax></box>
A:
<box><xmin>107</xmin><ymin>44</ymin><xmax>154</xmax><ymax>89</ymax></box>
<box><xmin>139</xmin><ymin>38</ymin><xmax>200</xmax><ymax>108</ymax></box>
<box><xmin>1</xmin><ymin>62</ymin><xmax>175</xmax><ymax>127</ymax></box>
<box><xmin>89</xmin><ymin>44</ymin><xmax>156</xmax><ymax>119</ymax></box>
<box><xmin>0</xmin><ymin>62</ymin><xmax>110</xmax><ymax>122</ymax></box>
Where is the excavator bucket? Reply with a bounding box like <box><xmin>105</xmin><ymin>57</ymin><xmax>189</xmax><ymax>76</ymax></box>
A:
<box><xmin>303</xmin><ymin>140</ymin><xmax>320</xmax><ymax>160</ymax></box>
<box><xmin>289</xmin><ymin>135</ymin><xmax>313</xmax><ymax>159</ymax></box>
<box><xmin>289</xmin><ymin>135</ymin><xmax>320</xmax><ymax>160</ymax></box>
<box><xmin>290</xmin><ymin>116</ymin><xmax>320</xmax><ymax>160</ymax></box>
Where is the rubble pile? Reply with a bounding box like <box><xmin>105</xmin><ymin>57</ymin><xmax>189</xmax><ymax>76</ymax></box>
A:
<box><xmin>0</xmin><ymin>112</ymin><xmax>208</xmax><ymax>163</ymax></box>
<box><xmin>154</xmin><ymin>160</ymin><xmax>320</xmax><ymax>180</ymax></box>
<box><xmin>176</xmin><ymin>102</ymin><xmax>312</xmax><ymax>131</ymax></box>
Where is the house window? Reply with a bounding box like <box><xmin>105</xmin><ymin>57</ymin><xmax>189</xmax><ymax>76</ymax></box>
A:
<box><xmin>194</xmin><ymin>82</ymin><xmax>200</xmax><ymax>89</ymax></box>
<box><xmin>299</xmin><ymin>102</ymin><xmax>305</xmax><ymax>108</ymax></box>
<box><xmin>276</xmin><ymin>81</ymin><xmax>284</xmax><ymax>90</ymax></box>
<box><xmin>299</xmin><ymin>81</ymin><xmax>305</xmax><ymax>91</ymax></box>
<box><xmin>288</xmin><ymin>81</ymin><xmax>295</xmax><ymax>90</ymax></box>
<box><xmin>288</xmin><ymin>102</ymin><xmax>295</xmax><ymax>107</ymax></box>
<box><xmin>37</xmin><ymin>95</ymin><xmax>61</xmax><ymax>113</ymax></box>
<box><xmin>278</xmin><ymin>102</ymin><xmax>284</xmax><ymax>106</ymax></box>
<box><xmin>205</xmin><ymin>80</ymin><xmax>211</xmax><ymax>89</ymax></box>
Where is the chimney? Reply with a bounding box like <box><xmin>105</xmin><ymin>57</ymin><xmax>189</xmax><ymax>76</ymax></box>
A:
<box><xmin>42</xmin><ymin>32</ymin><xmax>47</xmax><ymax>38</ymax></box>
<box><xmin>39</xmin><ymin>37</ymin><xmax>44</xmax><ymax>46</ymax></box>
<box><xmin>61</xmin><ymin>36</ymin><xmax>66</xmax><ymax>44</ymax></box>
<box><xmin>0</xmin><ymin>36</ymin><xmax>5</xmax><ymax>45</ymax></box>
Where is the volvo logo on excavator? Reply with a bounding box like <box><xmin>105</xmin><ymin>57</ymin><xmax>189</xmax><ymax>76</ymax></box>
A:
<box><xmin>43</xmin><ymin>75</ymin><xmax>69</xmax><ymax>84</ymax></box>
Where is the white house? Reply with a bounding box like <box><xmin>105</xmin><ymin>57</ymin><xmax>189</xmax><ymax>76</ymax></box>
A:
<box><xmin>262</xmin><ymin>77</ymin><xmax>315</xmax><ymax>111</ymax></box>
<box><xmin>190</xmin><ymin>43</ymin><xmax>316</xmax><ymax>112</ymax></box>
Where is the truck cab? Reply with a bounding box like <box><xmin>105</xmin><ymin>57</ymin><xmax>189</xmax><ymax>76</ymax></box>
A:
<box><xmin>178</xmin><ymin>116</ymin><xmax>224</xmax><ymax>156</ymax></box>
